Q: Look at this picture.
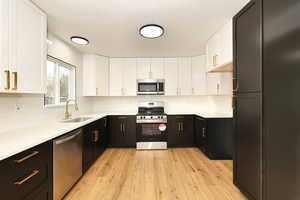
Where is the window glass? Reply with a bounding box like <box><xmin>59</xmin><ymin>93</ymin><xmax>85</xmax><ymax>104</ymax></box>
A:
<box><xmin>59</xmin><ymin>65</ymin><xmax>71</xmax><ymax>103</ymax></box>
<box><xmin>45</xmin><ymin>57</ymin><xmax>76</xmax><ymax>106</ymax></box>
<box><xmin>45</xmin><ymin>60</ymin><xmax>57</xmax><ymax>105</ymax></box>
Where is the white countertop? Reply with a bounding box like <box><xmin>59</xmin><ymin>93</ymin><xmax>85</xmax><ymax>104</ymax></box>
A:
<box><xmin>0</xmin><ymin>111</ymin><xmax>232</xmax><ymax>161</ymax></box>
<box><xmin>0</xmin><ymin>114</ymin><xmax>107</xmax><ymax>161</ymax></box>
<box><xmin>167</xmin><ymin>112</ymin><xmax>233</xmax><ymax>118</ymax></box>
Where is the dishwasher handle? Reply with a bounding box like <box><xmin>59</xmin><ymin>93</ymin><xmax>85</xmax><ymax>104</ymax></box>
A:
<box><xmin>55</xmin><ymin>130</ymin><xmax>82</xmax><ymax>145</ymax></box>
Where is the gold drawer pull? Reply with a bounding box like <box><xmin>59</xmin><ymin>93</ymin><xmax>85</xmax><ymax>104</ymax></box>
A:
<box><xmin>12</xmin><ymin>72</ymin><xmax>17</xmax><ymax>90</ymax></box>
<box><xmin>14</xmin><ymin>151</ymin><xmax>39</xmax><ymax>164</ymax></box>
<box><xmin>14</xmin><ymin>170</ymin><xmax>39</xmax><ymax>185</ymax></box>
<box><xmin>4</xmin><ymin>70</ymin><xmax>10</xmax><ymax>89</ymax></box>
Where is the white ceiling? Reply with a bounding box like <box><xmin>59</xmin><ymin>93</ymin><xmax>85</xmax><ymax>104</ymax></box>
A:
<box><xmin>33</xmin><ymin>0</ymin><xmax>249</xmax><ymax>57</ymax></box>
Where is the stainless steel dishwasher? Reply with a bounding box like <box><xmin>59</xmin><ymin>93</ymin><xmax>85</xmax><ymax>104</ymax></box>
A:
<box><xmin>53</xmin><ymin>129</ymin><xmax>83</xmax><ymax>200</ymax></box>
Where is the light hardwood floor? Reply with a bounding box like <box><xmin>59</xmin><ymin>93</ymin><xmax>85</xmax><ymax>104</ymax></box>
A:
<box><xmin>65</xmin><ymin>148</ymin><xmax>246</xmax><ymax>200</ymax></box>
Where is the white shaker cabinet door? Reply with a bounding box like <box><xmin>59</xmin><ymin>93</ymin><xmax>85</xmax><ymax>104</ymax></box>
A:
<box><xmin>12</xmin><ymin>0</ymin><xmax>47</xmax><ymax>93</ymax></box>
<box><xmin>219</xmin><ymin>20</ymin><xmax>233</xmax><ymax>66</ymax></box>
<box><xmin>0</xmin><ymin>0</ymin><xmax>9</xmax><ymax>92</ymax></box>
<box><xmin>122</xmin><ymin>58</ymin><xmax>137</xmax><ymax>96</ymax></box>
<box><xmin>219</xmin><ymin>72</ymin><xmax>233</xmax><ymax>95</ymax></box>
<box><xmin>206</xmin><ymin>73</ymin><xmax>221</xmax><ymax>95</ymax></box>
<box><xmin>192</xmin><ymin>56</ymin><xmax>207</xmax><ymax>95</ymax></box>
<box><xmin>178</xmin><ymin>57</ymin><xmax>192</xmax><ymax>96</ymax></box>
<box><xmin>109</xmin><ymin>59</ymin><xmax>123</xmax><ymax>96</ymax></box>
<box><xmin>83</xmin><ymin>55</ymin><xmax>97</xmax><ymax>96</ymax></box>
<box><xmin>83</xmin><ymin>54</ymin><xmax>109</xmax><ymax>96</ymax></box>
<box><xmin>96</xmin><ymin>55</ymin><xmax>109</xmax><ymax>96</ymax></box>
<box><xmin>150</xmin><ymin>58</ymin><xmax>164</xmax><ymax>79</ymax></box>
<box><xmin>164</xmin><ymin>58</ymin><xmax>178</xmax><ymax>96</ymax></box>
<box><xmin>137</xmin><ymin>58</ymin><xmax>150</xmax><ymax>79</ymax></box>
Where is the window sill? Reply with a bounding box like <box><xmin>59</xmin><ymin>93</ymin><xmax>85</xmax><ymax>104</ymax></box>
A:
<box><xmin>44</xmin><ymin>102</ymin><xmax>75</xmax><ymax>108</ymax></box>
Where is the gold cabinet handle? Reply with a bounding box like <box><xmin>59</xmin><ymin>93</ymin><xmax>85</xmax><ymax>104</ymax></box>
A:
<box><xmin>213</xmin><ymin>55</ymin><xmax>218</xmax><ymax>66</ymax></box>
<box><xmin>4</xmin><ymin>70</ymin><xmax>10</xmax><ymax>89</ymax></box>
<box><xmin>14</xmin><ymin>170</ymin><xmax>39</xmax><ymax>185</ymax></box>
<box><xmin>96</xmin><ymin>88</ymin><xmax>98</xmax><ymax>95</ymax></box>
<box><xmin>14</xmin><ymin>151</ymin><xmax>39</xmax><ymax>164</ymax></box>
<box><xmin>181</xmin><ymin>123</ymin><xmax>184</xmax><ymax>132</ymax></box>
<box><xmin>12</xmin><ymin>72</ymin><xmax>17</xmax><ymax>90</ymax></box>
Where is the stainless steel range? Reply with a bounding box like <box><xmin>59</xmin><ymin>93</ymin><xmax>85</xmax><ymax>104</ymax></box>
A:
<box><xmin>136</xmin><ymin>101</ymin><xmax>168</xmax><ymax>150</ymax></box>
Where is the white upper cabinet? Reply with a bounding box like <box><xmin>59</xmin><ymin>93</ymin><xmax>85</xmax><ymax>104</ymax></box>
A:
<box><xmin>83</xmin><ymin>54</ymin><xmax>109</xmax><ymax>96</ymax></box>
<box><xmin>0</xmin><ymin>0</ymin><xmax>9</xmax><ymax>92</ymax></box>
<box><xmin>206</xmin><ymin>72</ymin><xmax>232</xmax><ymax>95</ymax></box>
<box><xmin>122</xmin><ymin>58</ymin><xmax>137</xmax><ymax>96</ymax></box>
<box><xmin>178</xmin><ymin>57</ymin><xmax>192</xmax><ymax>96</ymax></box>
<box><xmin>219</xmin><ymin>72</ymin><xmax>233</xmax><ymax>95</ymax></box>
<box><xmin>137</xmin><ymin>58</ymin><xmax>150</xmax><ymax>79</ymax></box>
<box><xmin>150</xmin><ymin>58</ymin><xmax>164</xmax><ymax>79</ymax></box>
<box><xmin>109</xmin><ymin>58</ymin><xmax>123</xmax><ymax>96</ymax></box>
<box><xmin>206</xmin><ymin>20</ymin><xmax>233</xmax><ymax>72</ymax></box>
<box><xmin>219</xmin><ymin>20</ymin><xmax>233</xmax><ymax>66</ymax></box>
<box><xmin>164</xmin><ymin>58</ymin><xmax>178</xmax><ymax>96</ymax></box>
<box><xmin>191</xmin><ymin>56</ymin><xmax>207</xmax><ymax>95</ymax></box>
<box><xmin>109</xmin><ymin>58</ymin><xmax>136</xmax><ymax>96</ymax></box>
<box><xmin>206</xmin><ymin>73</ymin><xmax>221</xmax><ymax>95</ymax></box>
<box><xmin>136</xmin><ymin>58</ymin><xmax>164</xmax><ymax>79</ymax></box>
<box><xmin>0</xmin><ymin>0</ymin><xmax>46</xmax><ymax>93</ymax></box>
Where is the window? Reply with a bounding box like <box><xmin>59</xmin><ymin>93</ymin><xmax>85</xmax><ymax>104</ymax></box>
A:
<box><xmin>45</xmin><ymin>56</ymin><xmax>76</xmax><ymax>106</ymax></box>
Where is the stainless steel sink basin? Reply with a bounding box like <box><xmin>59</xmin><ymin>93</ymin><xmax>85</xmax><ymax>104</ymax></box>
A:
<box><xmin>61</xmin><ymin>117</ymin><xmax>92</xmax><ymax>123</ymax></box>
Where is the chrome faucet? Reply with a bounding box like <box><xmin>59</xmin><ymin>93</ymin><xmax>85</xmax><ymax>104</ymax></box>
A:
<box><xmin>64</xmin><ymin>99</ymin><xmax>79</xmax><ymax>120</ymax></box>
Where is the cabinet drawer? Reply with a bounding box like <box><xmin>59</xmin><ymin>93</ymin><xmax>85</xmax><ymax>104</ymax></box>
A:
<box><xmin>0</xmin><ymin>142</ymin><xmax>51</xmax><ymax>200</ymax></box>
<box><xmin>7</xmin><ymin>142</ymin><xmax>50</xmax><ymax>174</ymax></box>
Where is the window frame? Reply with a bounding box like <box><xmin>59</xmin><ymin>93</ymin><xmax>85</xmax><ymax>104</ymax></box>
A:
<box><xmin>44</xmin><ymin>56</ymin><xmax>77</xmax><ymax>107</ymax></box>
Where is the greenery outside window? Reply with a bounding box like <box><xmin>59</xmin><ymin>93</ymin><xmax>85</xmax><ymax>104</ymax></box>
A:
<box><xmin>45</xmin><ymin>56</ymin><xmax>76</xmax><ymax>106</ymax></box>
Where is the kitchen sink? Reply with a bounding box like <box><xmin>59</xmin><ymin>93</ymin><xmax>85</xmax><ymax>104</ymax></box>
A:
<box><xmin>61</xmin><ymin>117</ymin><xmax>92</xmax><ymax>123</ymax></box>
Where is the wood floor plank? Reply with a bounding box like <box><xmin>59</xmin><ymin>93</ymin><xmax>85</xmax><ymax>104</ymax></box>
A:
<box><xmin>65</xmin><ymin>148</ymin><xmax>246</xmax><ymax>200</ymax></box>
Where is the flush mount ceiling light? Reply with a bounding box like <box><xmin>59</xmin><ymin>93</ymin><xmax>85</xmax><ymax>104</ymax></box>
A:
<box><xmin>70</xmin><ymin>36</ymin><xmax>89</xmax><ymax>45</ymax></box>
<box><xmin>139</xmin><ymin>24</ymin><xmax>164</xmax><ymax>39</ymax></box>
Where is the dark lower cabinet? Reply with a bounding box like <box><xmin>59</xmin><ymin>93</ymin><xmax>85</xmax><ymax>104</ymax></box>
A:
<box><xmin>108</xmin><ymin>115</ymin><xmax>136</xmax><ymax>148</ymax></box>
<box><xmin>168</xmin><ymin>115</ymin><xmax>194</xmax><ymax>147</ymax></box>
<box><xmin>234</xmin><ymin>93</ymin><xmax>262</xmax><ymax>200</ymax></box>
<box><xmin>205</xmin><ymin>118</ymin><xmax>233</xmax><ymax>160</ymax></box>
<box><xmin>195</xmin><ymin>116</ymin><xmax>233</xmax><ymax>160</ymax></box>
<box><xmin>0</xmin><ymin>141</ymin><xmax>52</xmax><ymax>200</ymax></box>
<box><xmin>83</xmin><ymin>117</ymin><xmax>108</xmax><ymax>173</ymax></box>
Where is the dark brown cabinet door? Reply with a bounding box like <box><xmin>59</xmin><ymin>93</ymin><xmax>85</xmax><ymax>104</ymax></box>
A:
<box><xmin>109</xmin><ymin>116</ymin><xmax>126</xmax><ymax>147</ymax></box>
<box><xmin>168</xmin><ymin>115</ymin><xmax>194</xmax><ymax>147</ymax></box>
<box><xmin>194</xmin><ymin>116</ymin><xmax>206</xmax><ymax>149</ymax></box>
<box><xmin>83</xmin><ymin>125</ymin><xmax>95</xmax><ymax>172</ymax></box>
<box><xmin>234</xmin><ymin>93</ymin><xmax>262</xmax><ymax>200</ymax></box>
<box><xmin>123</xmin><ymin>116</ymin><xmax>136</xmax><ymax>148</ymax></box>
<box><xmin>109</xmin><ymin>116</ymin><xmax>136</xmax><ymax>148</ymax></box>
<box><xmin>234</xmin><ymin>0</ymin><xmax>262</xmax><ymax>93</ymax></box>
<box><xmin>263</xmin><ymin>0</ymin><xmax>300</xmax><ymax>199</ymax></box>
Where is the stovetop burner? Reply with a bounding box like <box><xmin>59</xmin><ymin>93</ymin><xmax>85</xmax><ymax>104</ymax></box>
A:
<box><xmin>136</xmin><ymin>101</ymin><xmax>167</xmax><ymax>123</ymax></box>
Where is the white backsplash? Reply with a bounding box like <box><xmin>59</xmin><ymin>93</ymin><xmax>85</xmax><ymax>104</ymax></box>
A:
<box><xmin>91</xmin><ymin>95</ymin><xmax>232</xmax><ymax>115</ymax></box>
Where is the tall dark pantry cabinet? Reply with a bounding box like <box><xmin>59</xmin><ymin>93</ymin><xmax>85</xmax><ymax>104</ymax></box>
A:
<box><xmin>233</xmin><ymin>0</ymin><xmax>300</xmax><ymax>200</ymax></box>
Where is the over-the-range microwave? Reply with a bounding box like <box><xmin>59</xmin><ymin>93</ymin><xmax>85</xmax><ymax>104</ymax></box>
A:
<box><xmin>137</xmin><ymin>79</ymin><xmax>165</xmax><ymax>95</ymax></box>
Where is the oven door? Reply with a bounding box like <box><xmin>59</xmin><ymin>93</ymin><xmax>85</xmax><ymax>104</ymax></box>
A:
<box><xmin>136</xmin><ymin>123</ymin><xmax>167</xmax><ymax>142</ymax></box>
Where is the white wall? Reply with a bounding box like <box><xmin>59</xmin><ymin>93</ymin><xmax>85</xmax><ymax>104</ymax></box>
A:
<box><xmin>91</xmin><ymin>95</ymin><xmax>232</xmax><ymax>115</ymax></box>
<box><xmin>0</xmin><ymin>33</ymin><xmax>93</xmax><ymax>132</ymax></box>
